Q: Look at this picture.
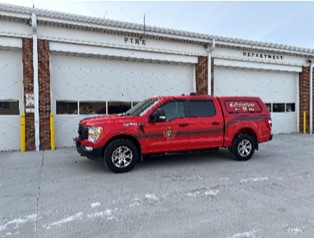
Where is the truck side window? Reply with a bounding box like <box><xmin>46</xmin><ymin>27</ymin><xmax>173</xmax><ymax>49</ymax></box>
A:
<box><xmin>160</xmin><ymin>101</ymin><xmax>185</xmax><ymax>121</ymax></box>
<box><xmin>188</xmin><ymin>100</ymin><xmax>216</xmax><ymax>117</ymax></box>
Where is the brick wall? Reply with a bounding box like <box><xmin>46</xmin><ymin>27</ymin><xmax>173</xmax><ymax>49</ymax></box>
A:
<box><xmin>23</xmin><ymin>39</ymin><xmax>51</xmax><ymax>151</ymax></box>
<box><xmin>211</xmin><ymin>58</ymin><xmax>215</xmax><ymax>95</ymax></box>
<box><xmin>195</xmin><ymin>56</ymin><xmax>208</xmax><ymax>95</ymax></box>
<box><xmin>38</xmin><ymin>40</ymin><xmax>51</xmax><ymax>150</ymax></box>
<box><xmin>22</xmin><ymin>38</ymin><xmax>35</xmax><ymax>151</ymax></box>
<box><xmin>299</xmin><ymin>66</ymin><xmax>312</xmax><ymax>133</ymax></box>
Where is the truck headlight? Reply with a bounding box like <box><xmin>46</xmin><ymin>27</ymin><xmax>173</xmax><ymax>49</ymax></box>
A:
<box><xmin>88</xmin><ymin>127</ymin><xmax>103</xmax><ymax>142</ymax></box>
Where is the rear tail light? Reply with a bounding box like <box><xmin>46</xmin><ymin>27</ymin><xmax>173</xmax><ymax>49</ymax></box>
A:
<box><xmin>266</xmin><ymin>118</ymin><xmax>272</xmax><ymax>130</ymax></box>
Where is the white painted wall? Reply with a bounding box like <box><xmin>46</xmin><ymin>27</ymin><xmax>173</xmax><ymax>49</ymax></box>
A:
<box><xmin>212</xmin><ymin>47</ymin><xmax>307</xmax><ymax>67</ymax></box>
<box><xmin>49</xmin><ymin>42</ymin><xmax>198</xmax><ymax>64</ymax></box>
<box><xmin>215</xmin><ymin>58</ymin><xmax>302</xmax><ymax>73</ymax></box>
<box><xmin>38</xmin><ymin>24</ymin><xmax>207</xmax><ymax>57</ymax></box>
<box><xmin>0</xmin><ymin>18</ymin><xmax>32</xmax><ymax>39</ymax></box>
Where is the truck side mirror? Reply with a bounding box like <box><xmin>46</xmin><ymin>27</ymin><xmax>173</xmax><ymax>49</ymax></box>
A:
<box><xmin>150</xmin><ymin>108</ymin><xmax>166</xmax><ymax>122</ymax></box>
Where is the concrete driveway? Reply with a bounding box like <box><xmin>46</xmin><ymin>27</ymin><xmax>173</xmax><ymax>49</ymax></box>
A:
<box><xmin>1</xmin><ymin>134</ymin><xmax>314</xmax><ymax>238</ymax></box>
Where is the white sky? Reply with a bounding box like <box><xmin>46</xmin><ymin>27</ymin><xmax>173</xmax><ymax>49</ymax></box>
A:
<box><xmin>0</xmin><ymin>0</ymin><xmax>314</xmax><ymax>49</ymax></box>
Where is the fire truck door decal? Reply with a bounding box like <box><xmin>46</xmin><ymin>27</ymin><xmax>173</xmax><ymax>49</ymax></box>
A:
<box><xmin>163</xmin><ymin>127</ymin><xmax>176</xmax><ymax>140</ymax></box>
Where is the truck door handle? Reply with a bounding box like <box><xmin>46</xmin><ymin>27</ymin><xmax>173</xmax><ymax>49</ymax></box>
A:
<box><xmin>179</xmin><ymin>123</ymin><xmax>189</xmax><ymax>127</ymax></box>
<box><xmin>212</xmin><ymin>122</ymin><xmax>220</xmax><ymax>126</ymax></box>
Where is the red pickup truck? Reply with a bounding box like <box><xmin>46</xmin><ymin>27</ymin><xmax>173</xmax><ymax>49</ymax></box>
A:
<box><xmin>75</xmin><ymin>95</ymin><xmax>272</xmax><ymax>173</ymax></box>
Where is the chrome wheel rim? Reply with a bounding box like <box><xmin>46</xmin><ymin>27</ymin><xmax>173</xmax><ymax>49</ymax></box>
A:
<box><xmin>237</xmin><ymin>139</ymin><xmax>252</xmax><ymax>157</ymax></box>
<box><xmin>111</xmin><ymin>146</ymin><xmax>133</xmax><ymax>168</ymax></box>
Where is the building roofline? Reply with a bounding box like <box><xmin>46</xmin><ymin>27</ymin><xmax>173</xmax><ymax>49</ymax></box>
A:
<box><xmin>0</xmin><ymin>2</ymin><xmax>314</xmax><ymax>56</ymax></box>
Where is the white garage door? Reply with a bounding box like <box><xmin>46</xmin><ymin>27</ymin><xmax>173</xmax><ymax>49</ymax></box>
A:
<box><xmin>0</xmin><ymin>49</ymin><xmax>23</xmax><ymax>151</ymax></box>
<box><xmin>215</xmin><ymin>67</ymin><xmax>298</xmax><ymax>134</ymax></box>
<box><xmin>51</xmin><ymin>54</ymin><xmax>194</xmax><ymax>147</ymax></box>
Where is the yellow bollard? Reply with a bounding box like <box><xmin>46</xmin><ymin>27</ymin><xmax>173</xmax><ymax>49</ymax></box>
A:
<box><xmin>20</xmin><ymin>114</ymin><xmax>25</xmax><ymax>152</ymax></box>
<box><xmin>50</xmin><ymin>113</ymin><xmax>55</xmax><ymax>150</ymax></box>
<box><xmin>303</xmin><ymin>111</ymin><xmax>307</xmax><ymax>134</ymax></box>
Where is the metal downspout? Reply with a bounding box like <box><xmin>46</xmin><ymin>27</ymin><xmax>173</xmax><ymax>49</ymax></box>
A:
<box><xmin>32</xmin><ymin>11</ymin><xmax>40</xmax><ymax>150</ymax></box>
<box><xmin>207</xmin><ymin>38</ymin><xmax>215</xmax><ymax>95</ymax></box>
<box><xmin>310</xmin><ymin>62</ymin><xmax>313</xmax><ymax>135</ymax></box>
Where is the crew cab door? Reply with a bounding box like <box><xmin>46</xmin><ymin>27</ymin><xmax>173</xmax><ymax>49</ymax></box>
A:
<box><xmin>184</xmin><ymin>99</ymin><xmax>224</xmax><ymax>149</ymax></box>
<box><xmin>144</xmin><ymin>100</ymin><xmax>190</xmax><ymax>153</ymax></box>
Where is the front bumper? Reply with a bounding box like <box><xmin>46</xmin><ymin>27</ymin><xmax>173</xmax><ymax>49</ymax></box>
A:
<box><xmin>74</xmin><ymin>138</ymin><xmax>103</xmax><ymax>160</ymax></box>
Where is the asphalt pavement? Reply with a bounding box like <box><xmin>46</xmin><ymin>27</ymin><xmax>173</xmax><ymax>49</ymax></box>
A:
<box><xmin>1</xmin><ymin>134</ymin><xmax>314</xmax><ymax>238</ymax></box>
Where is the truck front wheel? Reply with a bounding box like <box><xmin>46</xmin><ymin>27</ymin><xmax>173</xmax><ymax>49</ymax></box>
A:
<box><xmin>104</xmin><ymin>139</ymin><xmax>139</xmax><ymax>173</ymax></box>
<box><xmin>231</xmin><ymin>134</ymin><xmax>255</xmax><ymax>161</ymax></box>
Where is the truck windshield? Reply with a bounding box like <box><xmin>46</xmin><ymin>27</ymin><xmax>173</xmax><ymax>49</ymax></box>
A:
<box><xmin>124</xmin><ymin>99</ymin><xmax>159</xmax><ymax>116</ymax></box>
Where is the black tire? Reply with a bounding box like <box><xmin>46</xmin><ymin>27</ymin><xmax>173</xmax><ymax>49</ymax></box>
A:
<box><xmin>104</xmin><ymin>139</ymin><xmax>139</xmax><ymax>173</ymax></box>
<box><xmin>231</xmin><ymin>134</ymin><xmax>255</xmax><ymax>161</ymax></box>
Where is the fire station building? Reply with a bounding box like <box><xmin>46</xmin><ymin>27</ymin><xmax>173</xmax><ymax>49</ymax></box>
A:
<box><xmin>0</xmin><ymin>3</ymin><xmax>313</xmax><ymax>151</ymax></box>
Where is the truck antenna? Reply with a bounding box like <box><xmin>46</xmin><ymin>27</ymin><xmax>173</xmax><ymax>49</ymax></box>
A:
<box><xmin>143</xmin><ymin>14</ymin><xmax>146</xmax><ymax>35</ymax></box>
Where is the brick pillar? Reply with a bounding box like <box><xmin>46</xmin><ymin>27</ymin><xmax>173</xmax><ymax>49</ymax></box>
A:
<box><xmin>38</xmin><ymin>40</ymin><xmax>51</xmax><ymax>150</ymax></box>
<box><xmin>22</xmin><ymin>38</ymin><xmax>35</xmax><ymax>151</ymax></box>
<box><xmin>299</xmin><ymin>67</ymin><xmax>310</xmax><ymax>133</ymax></box>
<box><xmin>195</xmin><ymin>56</ymin><xmax>208</xmax><ymax>95</ymax></box>
<box><xmin>211</xmin><ymin>58</ymin><xmax>215</xmax><ymax>95</ymax></box>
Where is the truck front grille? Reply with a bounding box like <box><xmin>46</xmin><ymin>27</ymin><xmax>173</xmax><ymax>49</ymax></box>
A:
<box><xmin>78</xmin><ymin>124</ymin><xmax>88</xmax><ymax>140</ymax></box>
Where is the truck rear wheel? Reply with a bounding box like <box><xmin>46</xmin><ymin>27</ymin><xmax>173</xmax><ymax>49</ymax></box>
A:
<box><xmin>104</xmin><ymin>139</ymin><xmax>139</xmax><ymax>173</ymax></box>
<box><xmin>231</xmin><ymin>134</ymin><xmax>255</xmax><ymax>161</ymax></box>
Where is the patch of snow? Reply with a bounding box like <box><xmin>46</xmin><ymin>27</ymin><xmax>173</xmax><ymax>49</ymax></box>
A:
<box><xmin>204</xmin><ymin>189</ymin><xmax>220</xmax><ymax>197</ymax></box>
<box><xmin>0</xmin><ymin>214</ymin><xmax>37</xmax><ymax>232</ymax></box>
<box><xmin>5</xmin><ymin>231</ymin><xmax>19</xmax><ymax>236</ymax></box>
<box><xmin>87</xmin><ymin>209</ymin><xmax>112</xmax><ymax>219</ymax></box>
<box><xmin>288</xmin><ymin>227</ymin><xmax>303</xmax><ymax>233</ymax></box>
<box><xmin>240</xmin><ymin>177</ymin><xmax>269</xmax><ymax>183</ymax></box>
<box><xmin>227</xmin><ymin>229</ymin><xmax>259</xmax><ymax>238</ymax></box>
<box><xmin>145</xmin><ymin>193</ymin><xmax>158</xmax><ymax>202</ymax></box>
<box><xmin>187</xmin><ymin>189</ymin><xmax>220</xmax><ymax>198</ymax></box>
<box><xmin>47</xmin><ymin>212</ymin><xmax>83</xmax><ymax>229</ymax></box>
<box><xmin>187</xmin><ymin>191</ymin><xmax>201</xmax><ymax>197</ymax></box>
<box><xmin>283</xmin><ymin>225</ymin><xmax>305</xmax><ymax>234</ymax></box>
<box><xmin>219</xmin><ymin>177</ymin><xmax>230</xmax><ymax>181</ymax></box>
<box><xmin>90</xmin><ymin>202</ymin><xmax>101</xmax><ymax>208</ymax></box>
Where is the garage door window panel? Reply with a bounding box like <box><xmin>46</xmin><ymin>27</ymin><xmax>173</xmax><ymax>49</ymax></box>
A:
<box><xmin>0</xmin><ymin>101</ymin><xmax>19</xmax><ymax>115</ymax></box>
<box><xmin>286</xmin><ymin>103</ymin><xmax>295</xmax><ymax>112</ymax></box>
<box><xmin>57</xmin><ymin>101</ymin><xmax>78</xmax><ymax>114</ymax></box>
<box><xmin>108</xmin><ymin>102</ymin><xmax>131</xmax><ymax>114</ymax></box>
<box><xmin>79</xmin><ymin>102</ymin><xmax>106</xmax><ymax>115</ymax></box>
<box><xmin>273</xmin><ymin>103</ymin><xmax>285</xmax><ymax>113</ymax></box>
